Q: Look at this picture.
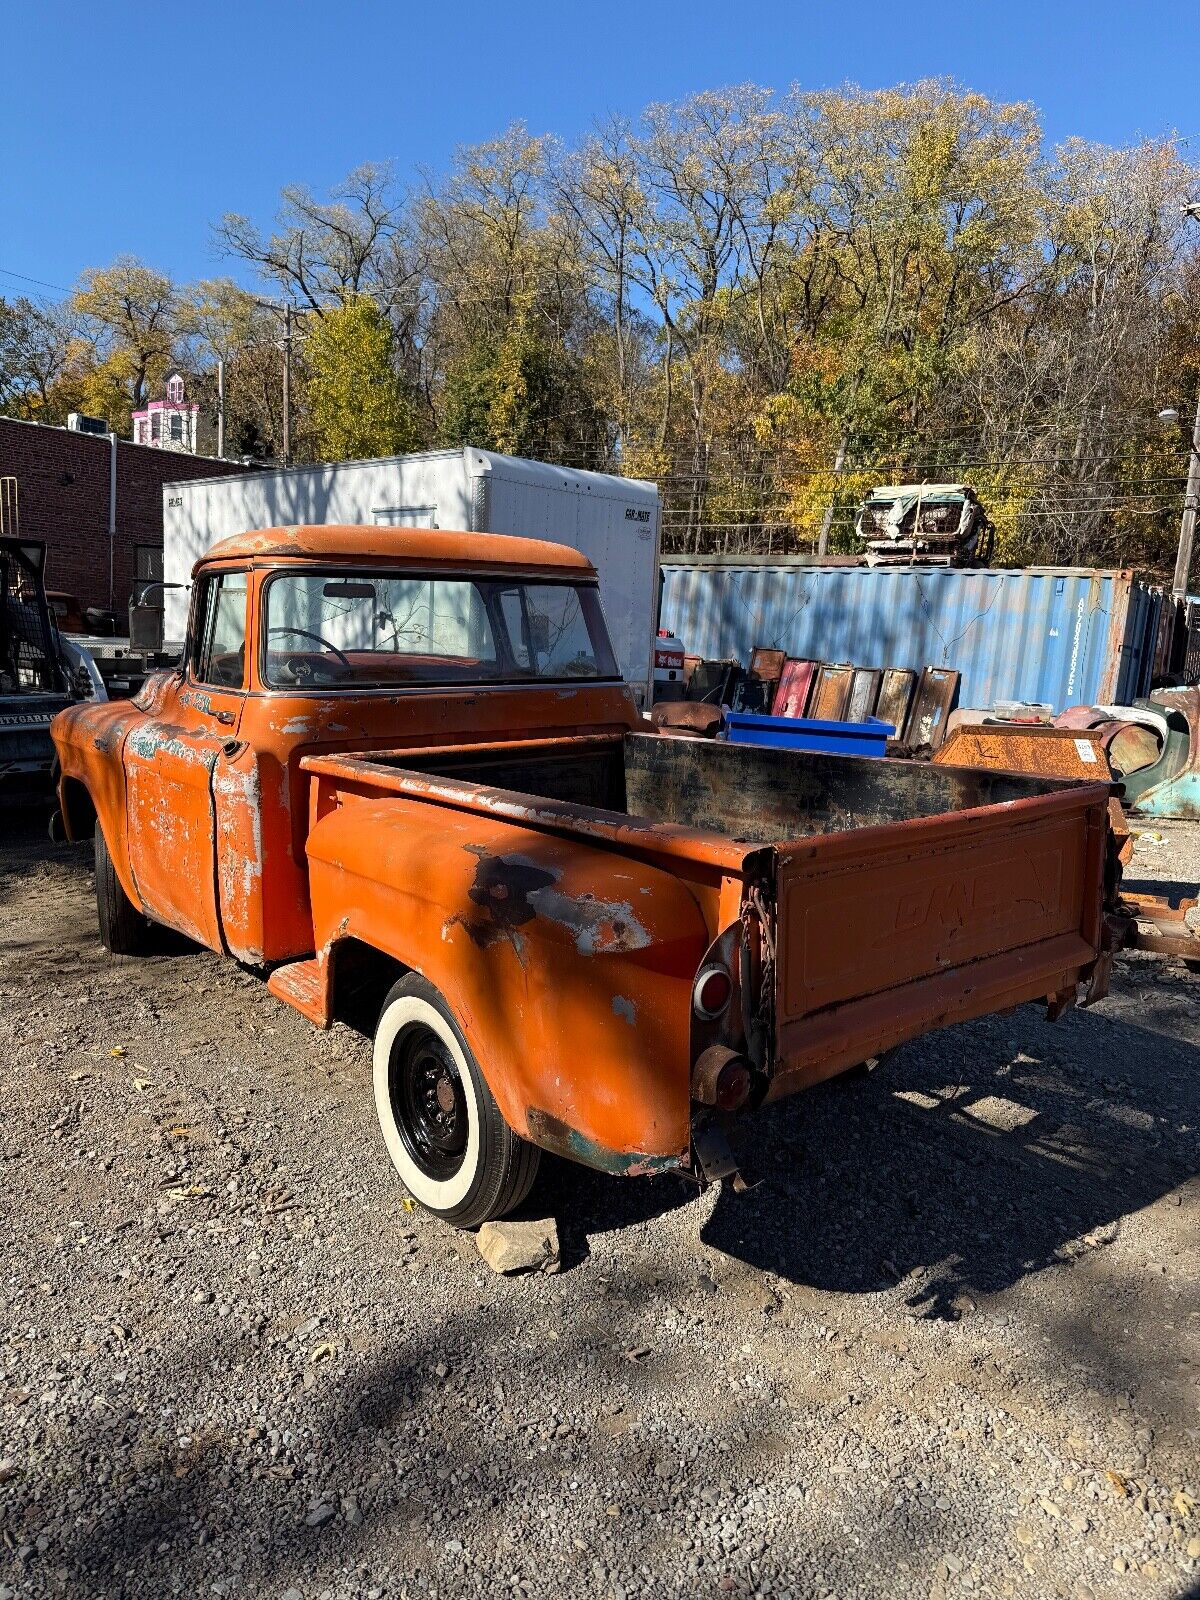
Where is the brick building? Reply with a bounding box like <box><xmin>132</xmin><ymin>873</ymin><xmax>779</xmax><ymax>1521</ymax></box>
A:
<box><xmin>0</xmin><ymin>416</ymin><xmax>241</xmax><ymax>613</ymax></box>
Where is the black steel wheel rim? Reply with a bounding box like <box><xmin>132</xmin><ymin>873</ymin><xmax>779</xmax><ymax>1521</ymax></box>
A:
<box><xmin>389</xmin><ymin>1025</ymin><xmax>468</xmax><ymax>1180</ymax></box>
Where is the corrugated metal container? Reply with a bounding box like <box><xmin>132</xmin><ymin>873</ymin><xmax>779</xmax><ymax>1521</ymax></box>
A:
<box><xmin>1186</xmin><ymin>596</ymin><xmax>1200</xmax><ymax>685</ymax></box>
<box><xmin>163</xmin><ymin>448</ymin><xmax>660</xmax><ymax>697</ymax></box>
<box><xmin>660</xmin><ymin>563</ymin><xmax>1163</xmax><ymax>713</ymax></box>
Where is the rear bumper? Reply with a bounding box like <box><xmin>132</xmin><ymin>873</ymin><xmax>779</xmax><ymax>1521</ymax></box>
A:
<box><xmin>0</xmin><ymin>698</ymin><xmax>70</xmax><ymax>777</ymax></box>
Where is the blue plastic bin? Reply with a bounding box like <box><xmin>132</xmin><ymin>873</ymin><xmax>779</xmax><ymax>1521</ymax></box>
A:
<box><xmin>723</xmin><ymin>712</ymin><xmax>895</xmax><ymax>757</ymax></box>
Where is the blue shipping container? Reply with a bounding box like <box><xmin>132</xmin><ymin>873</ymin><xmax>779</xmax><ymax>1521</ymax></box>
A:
<box><xmin>659</xmin><ymin>564</ymin><xmax>1163</xmax><ymax>714</ymax></box>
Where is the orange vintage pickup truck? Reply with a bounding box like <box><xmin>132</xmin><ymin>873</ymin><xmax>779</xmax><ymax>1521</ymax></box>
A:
<box><xmin>51</xmin><ymin>525</ymin><xmax>1122</xmax><ymax>1227</ymax></box>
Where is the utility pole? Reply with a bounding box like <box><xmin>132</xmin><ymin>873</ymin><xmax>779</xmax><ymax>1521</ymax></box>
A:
<box><xmin>253</xmin><ymin>297</ymin><xmax>302</xmax><ymax>467</ymax></box>
<box><xmin>817</xmin><ymin>433</ymin><xmax>848</xmax><ymax>557</ymax></box>
<box><xmin>1172</xmin><ymin>390</ymin><xmax>1200</xmax><ymax>600</ymax></box>
<box><xmin>1173</xmin><ymin>200</ymin><xmax>1200</xmax><ymax>601</ymax></box>
<box><xmin>282</xmin><ymin>304</ymin><xmax>293</xmax><ymax>467</ymax></box>
<box><xmin>216</xmin><ymin>359</ymin><xmax>225</xmax><ymax>458</ymax></box>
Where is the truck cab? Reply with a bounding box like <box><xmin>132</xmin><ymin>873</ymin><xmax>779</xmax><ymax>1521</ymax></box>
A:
<box><xmin>52</xmin><ymin>525</ymin><xmax>640</xmax><ymax>965</ymax></box>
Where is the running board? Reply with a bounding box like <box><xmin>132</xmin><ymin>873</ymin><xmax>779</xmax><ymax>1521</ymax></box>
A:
<box><xmin>267</xmin><ymin>956</ymin><xmax>331</xmax><ymax>1028</ymax></box>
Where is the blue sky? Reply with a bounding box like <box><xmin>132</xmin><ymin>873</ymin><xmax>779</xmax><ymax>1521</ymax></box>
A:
<box><xmin>4</xmin><ymin>0</ymin><xmax>1195</xmax><ymax>299</ymax></box>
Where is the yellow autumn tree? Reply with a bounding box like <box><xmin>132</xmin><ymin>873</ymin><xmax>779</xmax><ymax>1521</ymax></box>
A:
<box><xmin>303</xmin><ymin>294</ymin><xmax>417</xmax><ymax>462</ymax></box>
<box><xmin>71</xmin><ymin>257</ymin><xmax>180</xmax><ymax>433</ymax></box>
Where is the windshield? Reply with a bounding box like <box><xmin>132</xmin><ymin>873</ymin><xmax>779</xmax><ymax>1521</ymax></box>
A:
<box><xmin>262</xmin><ymin>571</ymin><xmax>620</xmax><ymax>689</ymax></box>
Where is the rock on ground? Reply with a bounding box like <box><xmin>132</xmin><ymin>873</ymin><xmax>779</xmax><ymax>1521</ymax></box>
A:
<box><xmin>476</xmin><ymin>1216</ymin><xmax>561</xmax><ymax>1275</ymax></box>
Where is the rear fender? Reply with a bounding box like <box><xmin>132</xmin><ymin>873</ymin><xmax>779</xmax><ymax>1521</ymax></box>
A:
<box><xmin>306</xmin><ymin>796</ymin><xmax>714</xmax><ymax>1173</ymax></box>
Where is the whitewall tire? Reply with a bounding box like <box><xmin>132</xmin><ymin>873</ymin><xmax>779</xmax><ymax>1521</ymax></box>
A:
<box><xmin>372</xmin><ymin>973</ymin><xmax>540</xmax><ymax>1228</ymax></box>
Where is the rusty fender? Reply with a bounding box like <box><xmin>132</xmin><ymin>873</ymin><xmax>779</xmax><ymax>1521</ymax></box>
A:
<box><xmin>51</xmin><ymin>697</ymin><xmax>151</xmax><ymax>911</ymax></box>
<box><xmin>304</xmin><ymin>794</ymin><xmax>715</xmax><ymax>1174</ymax></box>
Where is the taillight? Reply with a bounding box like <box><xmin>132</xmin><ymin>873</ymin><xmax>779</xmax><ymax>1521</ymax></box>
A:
<box><xmin>693</xmin><ymin>964</ymin><xmax>732</xmax><ymax>1020</ymax></box>
<box><xmin>692</xmin><ymin>1045</ymin><xmax>752</xmax><ymax>1111</ymax></box>
<box><xmin>714</xmin><ymin>1058</ymin><xmax>750</xmax><ymax>1110</ymax></box>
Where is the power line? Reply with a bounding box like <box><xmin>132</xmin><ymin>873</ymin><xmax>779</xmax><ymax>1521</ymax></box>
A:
<box><xmin>0</xmin><ymin>266</ymin><xmax>72</xmax><ymax>295</ymax></box>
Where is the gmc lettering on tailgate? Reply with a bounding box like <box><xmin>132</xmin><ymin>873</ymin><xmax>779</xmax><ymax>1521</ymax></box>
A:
<box><xmin>882</xmin><ymin>847</ymin><xmax>1065</xmax><ymax>946</ymax></box>
<box><xmin>892</xmin><ymin>853</ymin><xmax>1049</xmax><ymax>934</ymax></box>
<box><xmin>782</xmin><ymin>829</ymin><xmax>1079</xmax><ymax>1019</ymax></box>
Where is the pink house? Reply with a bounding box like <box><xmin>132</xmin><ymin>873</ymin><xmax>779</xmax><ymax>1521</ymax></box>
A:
<box><xmin>131</xmin><ymin>372</ymin><xmax>199</xmax><ymax>452</ymax></box>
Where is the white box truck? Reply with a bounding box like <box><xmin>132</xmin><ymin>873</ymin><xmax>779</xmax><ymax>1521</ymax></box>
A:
<box><xmin>162</xmin><ymin>448</ymin><xmax>661</xmax><ymax>701</ymax></box>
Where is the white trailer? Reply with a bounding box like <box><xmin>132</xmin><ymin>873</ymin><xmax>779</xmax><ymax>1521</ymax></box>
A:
<box><xmin>163</xmin><ymin>448</ymin><xmax>661</xmax><ymax>700</ymax></box>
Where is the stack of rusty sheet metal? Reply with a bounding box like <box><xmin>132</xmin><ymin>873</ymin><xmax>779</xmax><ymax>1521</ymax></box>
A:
<box><xmin>764</xmin><ymin>657</ymin><xmax>958</xmax><ymax>751</ymax></box>
<box><xmin>652</xmin><ymin>648</ymin><xmax>961</xmax><ymax>751</ymax></box>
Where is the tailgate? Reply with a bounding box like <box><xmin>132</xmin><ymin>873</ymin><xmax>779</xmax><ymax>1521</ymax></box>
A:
<box><xmin>770</xmin><ymin>785</ymin><xmax>1110</xmax><ymax>1093</ymax></box>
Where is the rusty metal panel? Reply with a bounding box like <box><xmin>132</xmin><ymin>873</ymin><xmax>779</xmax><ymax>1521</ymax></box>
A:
<box><xmin>650</xmin><ymin>702</ymin><xmax>723</xmax><ymax>736</ymax></box>
<box><xmin>1103</xmin><ymin>722</ymin><xmax>1162</xmax><ymax>776</ymax></box>
<box><xmin>749</xmin><ymin>646</ymin><xmax>786</xmax><ymax>686</ymax></box>
<box><xmin>747</xmin><ymin>646</ymin><xmax>786</xmax><ymax>715</ymax></box>
<box><xmin>935</xmin><ymin>724</ymin><xmax>1109</xmax><ymax>780</ymax></box>
<box><xmin>903</xmin><ymin>667</ymin><xmax>960</xmax><ymax>749</ymax></box>
<box><xmin>876</xmin><ymin>668</ymin><xmax>916</xmax><ymax>733</ymax></box>
<box><xmin>769</xmin><ymin>778</ymin><xmax>1112</xmax><ymax>1094</ymax></box>
<box><xmin>1121</xmin><ymin>887</ymin><xmax>1200</xmax><ymax>959</ymax></box>
<box><xmin>660</xmin><ymin>564</ymin><xmax>1162</xmax><ymax>712</ymax></box>
<box><xmin>776</xmin><ymin>807</ymin><xmax>1093</xmax><ymax>1020</ymax></box>
<box><xmin>771</xmin><ymin>659</ymin><xmax>818</xmax><ymax>718</ymax></box>
<box><xmin>809</xmin><ymin>664</ymin><xmax>854</xmax><ymax>721</ymax></box>
<box><xmin>846</xmin><ymin>667</ymin><xmax>882</xmax><ymax>724</ymax></box>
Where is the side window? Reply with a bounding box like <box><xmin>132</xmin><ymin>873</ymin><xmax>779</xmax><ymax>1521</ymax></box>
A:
<box><xmin>523</xmin><ymin>585</ymin><xmax>602</xmax><ymax>676</ymax></box>
<box><xmin>193</xmin><ymin>572</ymin><xmax>248</xmax><ymax>688</ymax></box>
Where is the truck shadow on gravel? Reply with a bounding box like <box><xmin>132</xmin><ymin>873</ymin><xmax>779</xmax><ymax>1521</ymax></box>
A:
<box><xmin>0</xmin><ymin>802</ymin><xmax>59</xmax><ymax>907</ymax></box>
<box><xmin>14</xmin><ymin>1307</ymin><xmax>927</xmax><ymax>1599</ymax></box>
<box><xmin>699</xmin><ymin>993</ymin><xmax>1199</xmax><ymax>1321</ymax></box>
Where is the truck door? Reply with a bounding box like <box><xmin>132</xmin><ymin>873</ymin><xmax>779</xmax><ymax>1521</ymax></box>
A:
<box><xmin>122</xmin><ymin>569</ymin><xmax>248</xmax><ymax>951</ymax></box>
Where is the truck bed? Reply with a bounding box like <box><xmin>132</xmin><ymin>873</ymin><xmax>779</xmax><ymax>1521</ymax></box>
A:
<box><xmin>303</xmin><ymin>732</ymin><xmax>1113</xmax><ymax>1097</ymax></box>
<box><xmin>310</xmin><ymin>728</ymin><xmax>1102</xmax><ymax>847</ymax></box>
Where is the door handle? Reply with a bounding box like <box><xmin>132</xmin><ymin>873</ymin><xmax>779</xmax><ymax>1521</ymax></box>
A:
<box><xmin>213</xmin><ymin>710</ymin><xmax>235</xmax><ymax>725</ymax></box>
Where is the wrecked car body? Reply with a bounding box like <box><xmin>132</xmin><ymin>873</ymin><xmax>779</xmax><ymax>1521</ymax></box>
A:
<box><xmin>856</xmin><ymin>483</ymin><xmax>995</xmax><ymax>567</ymax></box>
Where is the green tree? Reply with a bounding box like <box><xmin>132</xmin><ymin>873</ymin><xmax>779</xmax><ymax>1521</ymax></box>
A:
<box><xmin>304</xmin><ymin>294</ymin><xmax>417</xmax><ymax>461</ymax></box>
<box><xmin>439</xmin><ymin>292</ymin><xmax>605</xmax><ymax>459</ymax></box>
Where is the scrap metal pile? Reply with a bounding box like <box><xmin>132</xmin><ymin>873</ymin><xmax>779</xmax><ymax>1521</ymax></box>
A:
<box><xmin>652</xmin><ymin>646</ymin><xmax>961</xmax><ymax>755</ymax></box>
<box><xmin>854</xmin><ymin>483</ymin><xmax>996</xmax><ymax>568</ymax></box>
<box><xmin>941</xmin><ymin>687</ymin><xmax>1200</xmax><ymax>825</ymax></box>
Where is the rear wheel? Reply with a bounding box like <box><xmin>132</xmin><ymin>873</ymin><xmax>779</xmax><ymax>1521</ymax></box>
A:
<box><xmin>372</xmin><ymin>973</ymin><xmax>540</xmax><ymax>1228</ymax></box>
<box><xmin>94</xmin><ymin>828</ymin><xmax>150</xmax><ymax>955</ymax></box>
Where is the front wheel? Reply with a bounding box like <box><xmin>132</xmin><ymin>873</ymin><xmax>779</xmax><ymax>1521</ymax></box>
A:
<box><xmin>94</xmin><ymin>827</ymin><xmax>151</xmax><ymax>955</ymax></box>
<box><xmin>372</xmin><ymin>974</ymin><xmax>540</xmax><ymax>1228</ymax></box>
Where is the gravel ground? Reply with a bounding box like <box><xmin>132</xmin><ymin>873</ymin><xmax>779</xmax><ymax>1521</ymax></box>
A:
<box><xmin>1</xmin><ymin>807</ymin><xmax>1198</xmax><ymax>1600</ymax></box>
